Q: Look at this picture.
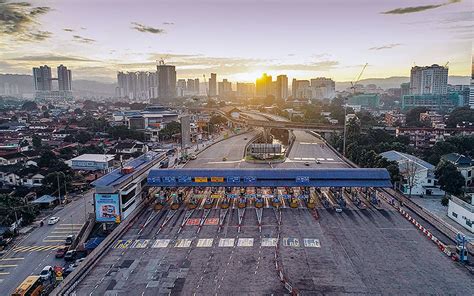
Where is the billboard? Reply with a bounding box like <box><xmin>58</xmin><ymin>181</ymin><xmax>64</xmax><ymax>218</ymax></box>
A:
<box><xmin>95</xmin><ymin>193</ymin><xmax>120</xmax><ymax>222</ymax></box>
<box><xmin>180</xmin><ymin>115</ymin><xmax>191</xmax><ymax>149</ymax></box>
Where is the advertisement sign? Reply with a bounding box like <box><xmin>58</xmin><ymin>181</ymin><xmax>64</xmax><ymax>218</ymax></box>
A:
<box><xmin>95</xmin><ymin>193</ymin><xmax>120</xmax><ymax>222</ymax></box>
<box><xmin>211</xmin><ymin>177</ymin><xmax>224</xmax><ymax>182</ymax></box>
<box><xmin>194</xmin><ymin>177</ymin><xmax>208</xmax><ymax>183</ymax></box>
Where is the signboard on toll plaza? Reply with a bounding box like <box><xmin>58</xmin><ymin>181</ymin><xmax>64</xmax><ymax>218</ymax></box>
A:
<box><xmin>196</xmin><ymin>238</ymin><xmax>214</xmax><ymax>247</ymax></box>
<box><xmin>218</xmin><ymin>238</ymin><xmax>235</xmax><ymax>247</ymax></box>
<box><xmin>175</xmin><ymin>239</ymin><xmax>192</xmax><ymax>248</ymax></box>
<box><xmin>204</xmin><ymin>218</ymin><xmax>219</xmax><ymax>225</ymax></box>
<box><xmin>152</xmin><ymin>239</ymin><xmax>171</xmax><ymax>248</ymax></box>
<box><xmin>237</xmin><ymin>238</ymin><xmax>254</xmax><ymax>247</ymax></box>
<box><xmin>261</xmin><ymin>238</ymin><xmax>277</xmax><ymax>247</ymax></box>
<box><xmin>186</xmin><ymin>218</ymin><xmax>200</xmax><ymax>226</ymax></box>
<box><xmin>283</xmin><ymin>237</ymin><xmax>300</xmax><ymax>247</ymax></box>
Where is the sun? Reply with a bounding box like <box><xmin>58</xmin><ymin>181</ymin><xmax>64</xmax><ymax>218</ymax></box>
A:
<box><xmin>228</xmin><ymin>70</ymin><xmax>267</xmax><ymax>83</ymax></box>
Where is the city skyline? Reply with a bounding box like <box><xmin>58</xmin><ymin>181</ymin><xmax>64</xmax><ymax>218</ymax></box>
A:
<box><xmin>0</xmin><ymin>0</ymin><xmax>472</xmax><ymax>83</ymax></box>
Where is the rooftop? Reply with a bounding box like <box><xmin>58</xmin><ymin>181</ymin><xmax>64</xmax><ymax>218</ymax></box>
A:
<box><xmin>70</xmin><ymin>154</ymin><xmax>115</xmax><ymax>162</ymax></box>
<box><xmin>380</xmin><ymin>150</ymin><xmax>434</xmax><ymax>174</ymax></box>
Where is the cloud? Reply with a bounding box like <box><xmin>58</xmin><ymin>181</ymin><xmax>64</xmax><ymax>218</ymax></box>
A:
<box><xmin>382</xmin><ymin>0</ymin><xmax>462</xmax><ymax>15</ymax></box>
<box><xmin>63</xmin><ymin>28</ymin><xmax>74</xmax><ymax>32</ymax></box>
<box><xmin>131</xmin><ymin>22</ymin><xmax>165</xmax><ymax>34</ymax></box>
<box><xmin>369</xmin><ymin>43</ymin><xmax>402</xmax><ymax>51</ymax></box>
<box><xmin>163</xmin><ymin>22</ymin><xmax>174</xmax><ymax>25</ymax></box>
<box><xmin>0</xmin><ymin>0</ymin><xmax>52</xmax><ymax>41</ymax></box>
<box><xmin>10</xmin><ymin>54</ymin><xmax>96</xmax><ymax>62</ymax></box>
<box><xmin>72</xmin><ymin>35</ymin><xmax>96</xmax><ymax>44</ymax></box>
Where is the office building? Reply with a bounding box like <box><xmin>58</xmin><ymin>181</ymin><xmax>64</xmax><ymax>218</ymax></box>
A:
<box><xmin>256</xmin><ymin>73</ymin><xmax>272</xmax><ymax>97</ymax></box>
<box><xmin>292</xmin><ymin>79</ymin><xmax>311</xmax><ymax>100</ymax></box>
<box><xmin>194</xmin><ymin>78</ymin><xmax>200</xmax><ymax>95</ymax></box>
<box><xmin>218</xmin><ymin>79</ymin><xmax>232</xmax><ymax>97</ymax></box>
<box><xmin>187</xmin><ymin>79</ymin><xmax>195</xmax><ymax>93</ymax></box>
<box><xmin>236</xmin><ymin>82</ymin><xmax>255</xmax><ymax>98</ymax></box>
<box><xmin>209</xmin><ymin>73</ymin><xmax>217</xmax><ymax>97</ymax></box>
<box><xmin>400</xmin><ymin>82</ymin><xmax>410</xmax><ymax>98</ymax></box>
<box><xmin>57</xmin><ymin>64</ymin><xmax>72</xmax><ymax>91</ymax></box>
<box><xmin>156</xmin><ymin>61</ymin><xmax>176</xmax><ymax>103</ymax></box>
<box><xmin>410</xmin><ymin>64</ymin><xmax>448</xmax><ymax>95</ymax></box>
<box><xmin>310</xmin><ymin>77</ymin><xmax>335</xmax><ymax>100</ymax></box>
<box><xmin>402</xmin><ymin>93</ymin><xmax>464</xmax><ymax>111</ymax></box>
<box><xmin>275</xmin><ymin>75</ymin><xmax>288</xmax><ymax>100</ymax></box>
<box><xmin>33</xmin><ymin>65</ymin><xmax>52</xmax><ymax>91</ymax></box>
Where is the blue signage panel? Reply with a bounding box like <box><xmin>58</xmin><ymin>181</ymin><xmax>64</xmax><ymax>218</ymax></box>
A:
<box><xmin>178</xmin><ymin>176</ymin><xmax>192</xmax><ymax>183</ymax></box>
<box><xmin>296</xmin><ymin>176</ymin><xmax>310</xmax><ymax>183</ymax></box>
<box><xmin>227</xmin><ymin>176</ymin><xmax>240</xmax><ymax>183</ymax></box>
<box><xmin>162</xmin><ymin>176</ymin><xmax>176</xmax><ymax>183</ymax></box>
<box><xmin>243</xmin><ymin>176</ymin><xmax>257</xmax><ymax>183</ymax></box>
<box><xmin>95</xmin><ymin>193</ymin><xmax>120</xmax><ymax>222</ymax></box>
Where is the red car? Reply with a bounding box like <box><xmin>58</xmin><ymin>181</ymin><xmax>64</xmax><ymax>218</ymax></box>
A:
<box><xmin>55</xmin><ymin>246</ymin><xmax>69</xmax><ymax>258</ymax></box>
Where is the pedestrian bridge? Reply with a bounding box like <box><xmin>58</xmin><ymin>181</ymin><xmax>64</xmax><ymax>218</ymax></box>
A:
<box><xmin>147</xmin><ymin>168</ymin><xmax>392</xmax><ymax>188</ymax></box>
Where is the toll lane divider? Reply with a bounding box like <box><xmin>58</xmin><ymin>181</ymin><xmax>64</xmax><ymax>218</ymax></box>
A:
<box><xmin>272</xmin><ymin>209</ymin><xmax>299</xmax><ymax>295</ymax></box>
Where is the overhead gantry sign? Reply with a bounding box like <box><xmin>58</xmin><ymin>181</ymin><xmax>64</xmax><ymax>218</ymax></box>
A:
<box><xmin>147</xmin><ymin>168</ymin><xmax>392</xmax><ymax>188</ymax></box>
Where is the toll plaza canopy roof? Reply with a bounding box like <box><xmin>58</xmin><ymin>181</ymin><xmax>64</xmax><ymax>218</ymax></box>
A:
<box><xmin>147</xmin><ymin>168</ymin><xmax>392</xmax><ymax>188</ymax></box>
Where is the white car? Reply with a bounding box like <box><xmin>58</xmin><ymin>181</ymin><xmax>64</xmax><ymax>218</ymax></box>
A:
<box><xmin>39</xmin><ymin>266</ymin><xmax>53</xmax><ymax>280</ymax></box>
<box><xmin>48</xmin><ymin>217</ymin><xmax>60</xmax><ymax>225</ymax></box>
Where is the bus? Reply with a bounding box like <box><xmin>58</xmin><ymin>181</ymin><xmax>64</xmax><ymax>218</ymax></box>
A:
<box><xmin>11</xmin><ymin>275</ymin><xmax>43</xmax><ymax>296</ymax></box>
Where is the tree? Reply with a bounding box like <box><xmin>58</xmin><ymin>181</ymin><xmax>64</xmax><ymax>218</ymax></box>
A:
<box><xmin>400</xmin><ymin>160</ymin><xmax>418</xmax><ymax>197</ymax></box>
<box><xmin>435</xmin><ymin>162</ymin><xmax>465</xmax><ymax>196</ymax></box>
<box><xmin>21</xmin><ymin>101</ymin><xmax>38</xmax><ymax>111</ymax></box>
<box><xmin>74</xmin><ymin>108</ymin><xmax>83</xmax><ymax>116</ymax></box>
<box><xmin>0</xmin><ymin>194</ymin><xmax>39</xmax><ymax>227</ymax></box>
<box><xmin>107</xmin><ymin>126</ymin><xmax>145</xmax><ymax>141</ymax></box>
<box><xmin>76</xmin><ymin>131</ymin><xmax>92</xmax><ymax>144</ymax></box>
<box><xmin>159</xmin><ymin>121</ymin><xmax>181</xmax><ymax>141</ymax></box>
<box><xmin>37</xmin><ymin>150</ymin><xmax>60</xmax><ymax>168</ymax></box>
<box><xmin>32</xmin><ymin>135</ymin><xmax>42</xmax><ymax>149</ymax></box>
<box><xmin>446</xmin><ymin>107</ymin><xmax>474</xmax><ymax>128</ymax></box>
<box><xmin>405</xmin><ymin>107</ymin><xmax>428</xmax><ymax>127</ymax></box>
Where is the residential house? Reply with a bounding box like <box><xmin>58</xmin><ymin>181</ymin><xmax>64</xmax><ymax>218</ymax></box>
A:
<box><xmin>440</xmin><ymin>153</ymin><xmax>474</xmax><ymax>187</ymax></box>
<box><xmin>380</xmin><ymin>150</ymin><xmax>444</xmax><ymax>196</ymax></box>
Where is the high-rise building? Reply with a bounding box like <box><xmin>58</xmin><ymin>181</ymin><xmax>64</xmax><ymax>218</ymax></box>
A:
<box><xmin>148</xmin><ymin>72</ymin><xmax>158</xmax><ymax>99</ymax></box>
<box><xmin>310</xmin><ymin>77</ymin><xmax>335</xmax><ymax>100</ymax></box>
<box><xmin>117</xmin><ymin>71</ymin><xmax>159</xmax><ymax>101</ymax></box>
<box><xmin>209</xmin><ymin>73</ymin><xmax>217</xmax><ymax>97</ymax></box>
<box><xmin>275</xmin><ymin>75</ymin><xmax>288</xmax><ymax>100</ymax></box>
<box><xmin>292</xmin><ymin>79</ymin><xmax>311</xmax><ymax>100</ymax></box>
<box><xmin>33</xmin><ymin>65</ymin><xmax>52</xmax><ymax>91</ymax></box>
<box><xmin>470</xmin><ymin>64</ymin><xmax>474</xmax><ymax>109</ymax></box>
<box><xmin>194</xmin><ymin>78</ymin><xmax>200</xmax><ymax>95</ymax></box>
<box><xmin>400</xmin><ymin>82</ymin><xmax>410</xmax><ymax>98</ymax></box>
<box><xmin>177</xmin><ymin>79</ymin><xmax>186</xmax><ymax>97</ymax></box>
<box><xmin>187</xmin><ymin>79</ymin><xmax>195</xmax><ymax>93</ymax></box>
<box><xmin>410</xmin><ymin>64</ymin><xmax>448</xmax><ymax>95</ymax></box>
<box><xmin>218</xmin><ymin>79</ymin><xmax>232</xmax><ymax>97</ymax></box>
<box><xmin>256</xmin><ymin>73</ymin><xmax>272</xmax><ymax>97</ymax></box>
<box><xmin>236</xmin><ymin>82</ymin><xmax>255</xmax><ymax>98</ymax></box>
<box><xmin>57</xmin><ymin>64</ymin><xmax>72</xmax><ymax>91</ymax></box>
<box><xmin>156</xmin><ymin>61</ymin><xmax>176</xmax><ymax>103</ymax></box>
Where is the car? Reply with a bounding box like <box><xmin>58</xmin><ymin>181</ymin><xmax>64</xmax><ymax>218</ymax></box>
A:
<box><xmin>189</xmin><ymin>154</ymin><xmax>197</xmax><ymax>160</ymax></box>
<box><xmin>335</xmin><ymin>206</ymin><xmax>343</xmax><ymax>213</ymax></box>
<box><xmin>48</xmin><ymin>217</ymin><xmax>60</xmax><ymax>225</ymax></box>
<box><xmin>64</xmin><ymin>250</ymin><xmax>77</xmax><ymax>262</ymax></box>
<box><xmin>75</xmin><ymin>258</ymin><xmax>86</xmax><ymax>265</ymax></box>
<box><xmin>55</xmin><ymin>246</ymin><xmax>69</xmax><ymax>258</ymax></box>
<box><xmin>316</xmin><ymin>160</ymin><xmax>321</xmax><ymax>164</ymax></box>
<box><xmin>304</xmin><ymin>162</ymin><xmax>310</xmax><ymax>166</ymax></box>
<box><xmin>39</xmin><ymin>266</ymin><xmax>53</xmax><ymax>280</ymax></box>
<box><xmin>222</xmin><ymin>157</ymin><xmax>227</xmax><ymax>161</ymax></box>
<box><xmin>62</xmin><ymin>264</ymin><xmax>75</xmax><ymax>277</ymax></box>
<box><xmin>65</xmin><ymin>234</ymin><xmax>75</xmax><ymax>246</ymax></box>
<box><xmin>244</xmin><ymin>137</ymin><xmax>248</xmax><ymax>140</ymax></box>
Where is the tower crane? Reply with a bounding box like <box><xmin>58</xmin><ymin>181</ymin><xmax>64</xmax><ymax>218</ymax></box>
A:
<box><xmin>350</xmin><ymin>63</ymin><xmax>368</xmax><ymax>94</ymax></box>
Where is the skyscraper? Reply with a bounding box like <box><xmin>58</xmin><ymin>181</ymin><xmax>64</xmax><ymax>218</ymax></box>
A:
<box><xmin>410</xmin><ymin>64</ymin><xmax>448</xmax><ymax>95</ymax></box>
<box><xmin>33</xmin><ymin>65</ymin><xmax>52</xmax><ymax>91</ymax></box>
<box><xmin>275</xmin><ymin>75</ymin><xmax>288</xmax><ymax>100</ymax></box>
<box><xmin>310</xmin><ymin>77</ymin><xmax>335</xmax><ymax>100</ymax></box>
<box><xmin>218</xmin><ymin>79</ymin><xmax>232</xmax><ymax>97</ymax></box>
<box><xmin>194</xmin><ymin>78</ymin><xmax>200</xmax><ymax>94</ymax></box>
<box><xmin>156</xmin><ymin>61</ymin><xmax>176</xmax><ymax>103</ymax></box>
<box><xmin>187</xmin><ymin>79</ymin><xmax>195</xmax><ymax>92</ymax></box>
<box><xmin>256</xmin><ymin>73</ymin><xmax>272</xmax><ymax>97</ymax></box>
<box><xmin>209</xmin><ymin>73</ymin><xmax>217</xmax><ymax>97</ymax></box>
<box><xmin>57</xmin><ymin>64</ymin><xmax>72</xmax><ymax>91</ymax></box>
<box><xmin>292</xmin><ymin>79</ymin><xmax>311</xmax><ymax>100</ymax></box>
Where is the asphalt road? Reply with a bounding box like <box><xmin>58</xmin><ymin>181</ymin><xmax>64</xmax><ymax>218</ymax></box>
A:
<box><xmin>0</xmin><ymin>191</ymin><xmax>94</xmax><ymax>295</ymax></box>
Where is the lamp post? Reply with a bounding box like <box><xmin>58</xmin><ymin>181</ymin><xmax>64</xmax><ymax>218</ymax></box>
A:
<box><xmin>342</xmin><ymin>102</ymin><xmax>347</xmax><ymax>157</ymax></box>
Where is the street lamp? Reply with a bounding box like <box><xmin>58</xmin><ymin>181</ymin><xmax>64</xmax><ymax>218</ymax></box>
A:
<box><xmin>342</xmin><ymin>102</ymin><xmax>347</xmax><ymax>157</ymax></box>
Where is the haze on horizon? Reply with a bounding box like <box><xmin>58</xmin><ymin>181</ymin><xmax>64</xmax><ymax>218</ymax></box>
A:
<box><xmin>0</xmin><ymin>0</ymin><xmax>472</xmax><ymax>83</ymax></box>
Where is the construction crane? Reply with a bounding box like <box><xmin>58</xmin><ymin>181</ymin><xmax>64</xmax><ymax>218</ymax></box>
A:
<box><xmin>444</xmin><ymin>61</ymin><xmax>449</xmax><ymax>68</ymax></box>
<box><xmin>350</xmin><ymin>63</ymin><xmax>368</xmax><ymax>94</ymax></box>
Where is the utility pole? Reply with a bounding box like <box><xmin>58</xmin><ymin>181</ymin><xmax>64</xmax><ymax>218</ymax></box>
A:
<box><xmin>57</xmin><ymin>173</ymin><xmax>61</xmax><ymax>204</ymax></box>
<box><xmin>342</xmin><ymin>101</ymin><xmax>347</xmax><ymax>157</ymax></box>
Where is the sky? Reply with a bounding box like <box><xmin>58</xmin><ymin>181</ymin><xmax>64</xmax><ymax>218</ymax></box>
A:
<box><xmin>0</xmin><ymin>0</ymin><xmax>472</xmax><ymax>83</ymax></box>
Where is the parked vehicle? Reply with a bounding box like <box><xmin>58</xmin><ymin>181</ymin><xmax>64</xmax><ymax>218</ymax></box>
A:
<box><xmin>47</xmin><ymin>217</ymin><xmax>60</xmax><ymax>225</ymax></box>
<box><xmin>55</xmin><ymin>246</ymin><xmax>69</xmax><ymax>258</ymax></box>
<box><xmin>189</xmin><ymin>154</ymin><xmax>197</xmax><ymax>160</ymax></box>
<box><xmin>65</xmin><ymin>235</ymin><xmax>75</xmax><ymax>246</ymax></box>
<box><xmin>64</xmin><ymin>250</ymin><xmax>77</xmax><ymax>262</ymax></box>
<box><xmin>39</xmin><ymin>266</ymin><xmax>53</xmax><ymax>281</ymax></box>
